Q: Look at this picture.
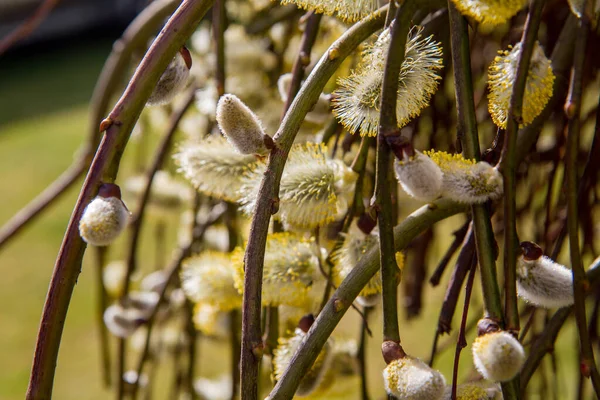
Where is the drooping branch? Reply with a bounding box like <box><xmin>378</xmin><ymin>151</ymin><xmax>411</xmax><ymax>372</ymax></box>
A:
<box><xmin>239</xmin><ymin>8</ymin><xmax>389</xmax><ymax>400</ymax></box>
<box><xmin>564</xmin><ymin>9</ymin><xmax>600</xmax><ymax>394</ymax></box>
<box><xmin>267</xmin><ymin>199</ymin><xmax>468</xmax><ymax>400</ymax></box>
<box><xmin>499</xmin><ymin>0</ymin><xmax>546</xmax><ymax>334</ymax></box>
<box><xmin>26</xmin><ymin>1</ymin><xmax>215</xmax><ymax>398</ymax></box>
<box><xmin>0</xmin><ymin>0</ymin><xmax>181</xmax><ymax>252</ymax></box>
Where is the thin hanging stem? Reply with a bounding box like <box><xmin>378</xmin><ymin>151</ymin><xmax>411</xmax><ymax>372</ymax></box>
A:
<box><xmin>93</xmin><ymin>246</ymin><xmax>112</xmax><ymax>388</ymax></box>
<box><xmin>564</xmin><ymin>8</ymin><xmax>600</xmax><ymax>394</ymax></box>
<box><xmin>498</xmin><ymin>0</ymin><xmax>546</xmax><ymax>334</ymax></box>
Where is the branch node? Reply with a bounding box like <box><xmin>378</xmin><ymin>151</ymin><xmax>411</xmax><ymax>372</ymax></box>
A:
<box><xmin>333</xmin><ymin>298</ymin><xmax>345</xmax><ymax>312</ymax></box>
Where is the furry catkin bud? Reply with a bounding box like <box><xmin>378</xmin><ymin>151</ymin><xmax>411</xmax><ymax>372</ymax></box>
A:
<box><xmin>103</xmin><ymin>304</ymin><xmax>145</xmax><ymax>338</ymax></box>
<box><xmin>180</xmin><ymin>251</ymin><xmax>242</xmax><ymax>312</ymax></box>
<box><xmin>279</xmin><ymin>0</ymin><xmax>378</xmax><ymax>22</ymax></box>
<box><xmin>383</xmin><ymin>355</ymin><xmax>446</xmax><ymax>400</ymax></box>
<box><xmin>174</xmin><ymin>135</ymin><xmax>262</xmax><ymax>202</ymax></box>
<box><xmin>516</xmin><ymin>241</ymin><xmax>574</xmax><ymax>308</ymax></box>
<box><xmin>240</xmin><ymin>143</ymin><xmax>357</xmax><ymax>229</ymax></box>
<box><xmin>449</xmin><ymin>0</ymin><xmax>528</xmax><ymax>28</ymax></box>
<box><xmin>426</xmin><ymin>151</ymin><xmax>503</xmax><ymax>204</ymax></box>
<box><xmin>488</xmin><ymin>41</ymin><xmax>554</xmax><ymax>128</ymax></box>
<box><xmin>394</xmin><ymin>150</ymin><xmax>444</xmax><ymax>202</ymax></box>
<box><xmin>79</xmin><ymin>183</ymin><xmax>130</xmax><ymax>246</ymax></box>
<box><xmin>273</xmin><ymin>328</ymin><xmax>334</xmax><ymax>396</ymax></box>
<box><xmin>231</xmin><ymin>232</ymin><xmax>323</xmax><ymax>308</ymax></box>
<box><xmin>472</xmin><ymin>330</ymin><xmax>525</xmax><ymax>382</ymax></box>
<box><xmin>333</xmin><ymin>27</ymin><xmax>443</xmax><ymax>137</ymax></box>
<box><xmin>123</xmin><ymin>291</ymin><xmax>160</xmax><ymax>318</ymax></box>
<box><xmin>216</xmin><ymin>94</ymin><xmax>272</xmax><ymax>155</ymax></box>
<box><xmin>147</xmin><ymin>47</ymin><xmax>191</xmax><ymax>106</ymax></box>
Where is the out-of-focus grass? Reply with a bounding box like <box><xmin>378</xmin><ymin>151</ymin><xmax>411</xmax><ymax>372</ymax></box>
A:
<box><xmin>0</xmin><ymin>34</ymin><xmax>584</xmax><ymax>400</ymax></box>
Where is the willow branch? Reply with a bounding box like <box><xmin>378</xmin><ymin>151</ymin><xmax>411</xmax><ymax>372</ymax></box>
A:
<box><xmin>0</xmin><ymin>0</ymin><xmax>180</xmax><ymax>252</ymax></box>
<box><xmin>268</xmin><ymin>199</ymin><xmax>467</xmax><ymax>400</ymax></box>
<box><xmin>447</xmin><ymin>0</ymin><xmax>503</xmax><ymax>322</ymax></box>
<box><xmin>447</xmin><ymin>2</ymin><xmax>516</xmax><ymax>398</ymax></box>
<box><xmin>26</xmin><ymin>2</ymin><xmax>215</xmax><ymax>398</ymax></box>
<box><xmin>376</xmin><ymin>0</ymin><xmax>416</xmax><ymax>344</ymax></box>
<box><xmin>239</xmin><ymin>8</ymin><xmax>388</xmax><ymax>400</ymax></box>
<box><xmin>564</xmin><ymin>10</ymin><xmax>600</xmax><ymax>394</ymax></box>
<box><xmin>499</xmin><ymin>0</ymin><xmax>545</xmax><ymax>334</ymax></box>
<box><xmin>0</xmin><ymin>0</ymin><xmax>60</xmax><ymax>56</ymax></box>
<box><xmin>93</xmin><ymin>246</ymin><xmax>111</xmax><ymax>388</ymax></box>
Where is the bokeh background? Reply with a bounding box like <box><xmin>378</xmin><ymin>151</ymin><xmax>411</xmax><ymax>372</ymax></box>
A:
<box><xmin>0</xmin><ymin>1</ymin><xmax>583</xmax><ymax>399</ymax></box>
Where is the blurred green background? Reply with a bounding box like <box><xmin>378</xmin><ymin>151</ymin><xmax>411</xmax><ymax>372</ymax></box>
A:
<box><xmin>0</xmin><ymin>22</ymin><xmax>583</xmax><ymax>400</ymax></box>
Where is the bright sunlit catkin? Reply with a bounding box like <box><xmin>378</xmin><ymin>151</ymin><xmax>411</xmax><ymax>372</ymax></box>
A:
<box><xmin>516</xmin><ymin>241</ymin><xmax>574</xmax><ymax>308</ymax></box>
<box><xmin>180</xmin><ymin>251</ymin><xmax>242</xmax><ymax>312</ymax></box>
<box><xmin>147</xmin><ymin>47</ymin><xmax>192</xmax><ymax>106</ymax></box>
<box><xmin>394</xmin><ymin>149</ymin><xmax>444</xmax><ymax>202</ymax></box>
<box><xmin>383</xmin><ymin>356</ymin><xmax>446</xmax><ymax>400</ymax></box>
<box><xmin>333</xmin><ymin>26</ymin><xmax>443</xmax><ymax>137</ymax></box>
<box><xmin>450</xmin><ymin>0</ymin><xmax>528</xmax><ymax>28</ymax></box>
<box><xmin>278</xmin><ymin>0</ymin><xmax>378</xmax><ymax>23</ymax></box>
<box><xmin>240</xmin><ymin>143</ymin><xmax>357</xmax><ymax>230</ymax></box>
<box><xmin>488</xmin><ymin>41</ymin><xmax>555</xmax><ymax>128</ymax></box>
<box><xmin>231</xmin><ymin>232</ymin><xmax>323</xmax><ymax>308</ymax></box>
<box><xmin>79</xmin><ymin>183</ymin><xmax>130</xmax><ymax>246</ymax></box>
<box><xmin>425</xmin><ymin>151</ymin><xmax>503</xmax><ymax>204</ymax></box>
<box><xmin>216</xmin><ymin>94</ymin><xmax>273</xmax><ymax>155</ymax></box>
<box><xmin>332</xmin><ymin>230</ymin><xmax>405</xmax><ymax>306</ymax></box>
<box><xmin>174</xmin><ymin>135</ymin><xmax>262</xmax><ymax>202</ymax></box>
<box><xmin>472</xmin><ymin>330</ymin><xmax>525</xmax><ymax>382</ymax></box>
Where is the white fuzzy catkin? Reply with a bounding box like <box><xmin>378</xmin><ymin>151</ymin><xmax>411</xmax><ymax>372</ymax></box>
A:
<box><xmin>425</xmin><ymin>151</ymin><xmax>503</xmax><ymax>204</ymax></box>
<box><xmin>216</xmin><ymin>94</ymin><xmax>271</xmax><ymax>155</ymax></box>
<box><xmin>383</xmin><ymin>356</ymin><xmax>446</xmax><ymax>400</ymax></box>
<box><xmin>103</xmin><ymin>304</ymin><xmax>145</xmax><ymax>338</ymax></box>
<box><xmin>79</xmin><ymin>196</ymin><xmax>130</xmax><ymax>246</ymax></box>
<box><xmin>147</xmin><ymin>49</ymin><xmax>191</xmax><ymax>106</ymax></box>
<box><xmin>516</xmin><ymin>253</ymin><xmax>574</xmax><ymax>308</ymax></box>
<box><xmin>472</xmin><ymin>331</ymin><xmax>525</xmax><ymax>382</ymax></box>
<box><xmin>394</xmin><ymin>150</ymin><xmax>444</xmax><ymax>202</ymax></box>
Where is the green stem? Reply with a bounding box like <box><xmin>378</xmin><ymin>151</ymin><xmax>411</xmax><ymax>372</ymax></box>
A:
<box><xmin>376</xmin><ymin>0</ymin><xmax>416</xmax><ymax>344</ymax></box>
<box><xmin>499</xmin><ymin>0</ymin><xmax>545</xmax><ymax>334</ymax></box>
<box><xmin>447</xmin><ymin>2</ymin><xmax>514</xmax><ymax>398</ymax></box>
<box><xmin>26</xmin><ymin>2</ymin><xmax>215</xmax><ymax>398</ymax></box>
<box><xmin>239</xmin><ymin>7</ymin><xmax>389</xmax><ymax>400</ymax></box>
<box><xmin>267</xmin><ymin>199</ymin><xmax>467</xmax><ymax>400</ymax></box>
<box><xmin>564</xmin><ymin>11</ymin><xmax>600</xmax><ymax>395</ymax></box>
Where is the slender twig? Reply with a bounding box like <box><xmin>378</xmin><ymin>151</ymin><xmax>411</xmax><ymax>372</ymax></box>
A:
<box><xmin>0</xmin><ymin>0</ymin><xmax>60</xmax><ymax>55</ymax></box>
<box><xmin>0</xmin><ymin>0</ymin><xmax>180</xmax><ymax>252</ymax></box>
<box><xmin>130</xmin><ymin>204</ymin><xmax>227</xmax><ymax>400</ymax></box>
<box><xmin>358</xmin><ymin>306</ymin><xmax>371</xmax><ymax>400</ymax></box>
<box><xmin>451</xmin><ymin>257</ymin><xmax>477</xmax><ymax>400</ymax></box>
<box><xmin>429</xmin><ymin>220</ymin><xmax>469</xmax><ymax>286</ymax></box>
<box><xmin>447</xmin><ymin>2</ymin><xmax>515</xmax><ymax>398</ymax></box>
<box><xmin>375</xmin><ymin>0</ymin><xmax>419</xmax><ymax>344</ymax></box>
<box><xmin>498</xmin><ymin>0</ymin><xmax>546</xmax><ymax>334</ymax></box>
<box><xmin>245</xmin><ymin>4</ymin><xmax>301</xmax><ymax>35</ymax></box>
<box><xmin>116</xmin><ymin>86</ymin><xmax>197</xmax><ymax>399</ymax></box>
<box><xmin>26</xmin><ymin>2</ymin><xmax>215</xmax><ymax>398</ymax></box>
<box><xmin>267</xmin><ymin>199</ymin><xmax>467</xmax><ymax>400</ymax></box>
<box><xmin>213</xmin><ymin>0</ymin><xmax>227</xmax><ymax>96</ymax></box>
<box><xmin>564</xmin><ymin>9</ymin><xmax>600</xmax><ymax>394</ymax></box>
<box><xmin>239</xmin><ymin>8</ymin><xmax>389</xmax><ymax>400</ymax></box>
<box><xmin>93</xmin><ymin>246</ymin><xmax>112</xmax><ymax>388</ymax></box>
<box><xmin>282</xmin><ymin>11</ymin><xmax>322</xmax><ymax>116</ymax></box>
